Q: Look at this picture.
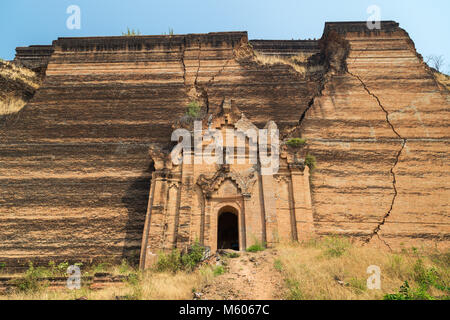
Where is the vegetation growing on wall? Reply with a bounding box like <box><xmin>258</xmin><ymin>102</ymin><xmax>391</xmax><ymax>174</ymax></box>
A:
<box><xmin>122</xmin><ymin>27</ymin><xmax>141</xmax><ymax>36</ymax></box>
<box><xmin>162</xmin><ymin>27</ymin><xmax>174</xmax><ymax>36</ymax></box>
<box><xmin>186</xmin><ymin>100</ymin><xmax>202</xmax><ymax>119</ymax></box>
<box><xmin>305</xmin><ymin>154</ymin><xmax>317</xmax><ymax>171</ymax></box>
<box><xmin>286</xmin><ymin>138</ymin><xmax>307</xmax><ymax>147</ymax></box>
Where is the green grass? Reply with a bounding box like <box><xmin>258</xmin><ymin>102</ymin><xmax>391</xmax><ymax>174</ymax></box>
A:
<box><xmin>226</xmin><ymin>252</ymin><xmax>240</xmax><ymax>259</ymax></box>
<box><xmin>384</xmin><ymin>281</ymin><xmax>435</xmax><ymax>300</ymax></box>
<box><xmin>186</xmin><ymin>101</ymin><xmax>201</xmax><ymax>118</ymax></box>
<box><xmin>286</xmin><ymin>138</ymin><xmax>306</xmax><ymax>147</ymax></box>
<box><xmin>155</xmin><ymin>242</ymin><xmax>205</xmax><ymax>273</ymax></box>
<box><xmin>274</xmin><ymin>259</ymin><xmax>284</xmax><ymax>272</ymax></box>
<box><xmin>181</xmin><ymin>242</ymin><xmax>205</xmax><ymax>272</ymax></box>
<box><xmin>285</xmin><ymin>279</ymin><xmax>303</xmax><ymax>299</ymax></box>
<box><xmin>91</xmin><ymin>262</ymin><xmax>111</xmax><ymax>274</ymax></box>
<box><xmin>122</xmin><ymin>27</ymin><xmax>141</xmax><ymax>36</ymax></box>
<box><xmin>323</xmin><ymin>236</ymin><xmax>351</xmax><ymax>258</ymax></box>
<box><xmin>119</xmin><ymin>259</ymin><xmax>131</xmax><ymax>275</ymax></box>
<box><xmin>213</xmin><ymin>265</ymin><xmax>225</xmax><ymax>276</ymax></box>
<box><xmin>246</xmin><ymin>243</ymin><xmax>265</xmax><ymax>253</ymax></box>
<box><xmin>384</xmin><ymin>258</ymin><xmax>450</xmax><ymax>300</ymax></box>
<box><xmin>11</xmin><ymin>263</ymin><xmax>48</xmax><ymax>293</ymax></box>
<box><xmin>305</xmin><ymin>154</ymin><xmax>317</xmax><ymax>171</ymax></box>
<box><xmin>348</xmin><ymin>278</ymin><xmax>366</xmax><ymax>294</ymax></box>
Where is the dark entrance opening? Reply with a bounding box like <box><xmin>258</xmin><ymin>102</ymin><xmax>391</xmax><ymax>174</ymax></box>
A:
<box><xmin>217</xmin><ymin>209</ymin><xmax>239</xmax><ymax>250</ymax></box>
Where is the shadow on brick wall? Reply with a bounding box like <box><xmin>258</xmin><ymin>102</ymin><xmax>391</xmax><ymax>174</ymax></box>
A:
<box><xmin>121</xmin><ymin>161</ymin><xmax>155</xmax><ymax>266</ymax></box>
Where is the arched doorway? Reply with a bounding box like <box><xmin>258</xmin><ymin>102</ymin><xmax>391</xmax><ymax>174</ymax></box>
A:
<box><xmin>217</xmin><ymin>206</ymin><xmax>239</xmax><ymax>250</ymax></box>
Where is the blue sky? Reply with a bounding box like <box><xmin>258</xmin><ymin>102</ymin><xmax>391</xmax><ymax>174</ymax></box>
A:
<box><xmin>1</xmin><ymin>0</ymin><xmax>449</xmax><ymax>72</ymax></box>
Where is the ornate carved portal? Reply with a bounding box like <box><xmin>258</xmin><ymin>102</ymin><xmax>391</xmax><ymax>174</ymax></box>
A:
<box><xmin>139</xmin><ymin>99</ymin><xmax>314</xmax><ymax>269</ymax></box>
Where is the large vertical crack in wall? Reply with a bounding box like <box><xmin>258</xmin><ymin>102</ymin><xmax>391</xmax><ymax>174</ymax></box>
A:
<box><xmin>251</xmin><ymin>31</ymin><xmax>409</xmax><ymax>248</ymax></box>
<box><xmin>180</xmin><ymin>37</ymin><xmax>240</xmax><ymax>116</ymax></box>
<box><xmin>193</xmin><ymin>41</ymin><xmax>210</xmax><ymax>114</ymax></box>
<box><xmin>176</xmin><ymin>33</ymin><xmax>409</xmax><ymax>249</ymax></box>
<box><xmin>298</xmin><ymin>74</ymin><xmax>328</xmax><ymax>128</ymax></box>
<box><xmin>195</xmin><ymin>41</ymin><xmax>244</xmax><ymax>114</ymax></box>
<box><xmin>347</xmin><ymin>71</ymin><xmax>407</xmax><ymax>248</ymax></box>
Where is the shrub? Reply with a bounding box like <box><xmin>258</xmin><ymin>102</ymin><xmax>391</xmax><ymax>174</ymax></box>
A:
<box><xmin>12</xmin><ymin>263</ymin><xmax>46</xmax><ymax>293</ymax></box>
<box><xmin>384</xmin><ymin>259</ymin><xmax>449</xmax><ymax>300</ymax></box>
<box><xmin>126</xmin><ymin>272</ymin><xmax>140</xmax><ymax>286</ymax></box>
<box><xmin>305</xmin><ymin>154</ymin><xmax>317</xmax><ymax>171</ymax></box>
<box><xmin>323</xmin><ymin>236</ymin><xmax>350</xmax><ymax>258</ymax></box>
<box><xmin>412</xmin><ymin>259</ymin><xmax>449</xmax><ymax>293</ymax></box>
<box><xmin>186</xmin><ymin>101</ymin><xmax>201</xmax><ymax>118</ymax></box>
<box><xmin>92</xmin><ymin>262</ymin><xmax>111</xmax><ymax>274</ymax></box>
<box><xmin>246</xmin><ymin>243</ymin><xmax>265</xmax><ymax>252</ymax></box>
<box><xmin>57</xmin><ymin>261</ymin><xmax>70</xmax><ymax>274</ymax></box>
<box><xmin>384</xmin><ymin>281</ymin><xmax>435</xmax><ymax>300</ymax></box>
<box><xmin>156</xmin><ymin>242</ymin><xmax>206</xmax><ymax>273</ymax></box>
<box><xmin>122</xmin><ymin>27</ymin><xmax>141</xmax><ymax>36</ymax></box>
<box><xmin>155</xmin><ymin>250</ymin><xmax>182</xmax><ymax>273</ymax></box>
<box><xmin>45</xmin><ymin>260</ymin><xmax>78</xmax><ymax>276</ymax></box>
<box><xmin>384</xmin><ymin>281</ymin><xmax>413</xmax><ymax>300</ymax></box>
<box><xmin>119</xmin><ymin>259</ymin><xmax>131</xmax><ymax>274</ymax></box>
<box><xmin>286</xmin><ymin>138</ymin><xmax>306</xmax><ymax>147</ymax></box>
<box><xmin>0</xmin><ymin>262</ymin><xmax>5</xmax><ymax>272</ymax></box>
<box><xmin>181</xmin><ymin>242</ymin><xmax>205</xmax><ymax>272</ymax></box>
<box><xmin>213</xmin><ymin>265</ymin><xmax>225</xmax><ymax>276</ymax></box>
<box><xmin>178</xmin><ymin>101</ymin><xmax>204</xmax><ymax>126</ymax></box>
<box><xmin>226</xmin><ymin>252</ymin><xmax>240</xmax><ymax>259</ymax></box>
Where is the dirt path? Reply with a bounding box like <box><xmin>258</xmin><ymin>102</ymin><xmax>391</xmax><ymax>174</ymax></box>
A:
<box><xmin>199</xmin><ymin>249</ymin><xmax>284</xmax><ymax>300</ymax></box>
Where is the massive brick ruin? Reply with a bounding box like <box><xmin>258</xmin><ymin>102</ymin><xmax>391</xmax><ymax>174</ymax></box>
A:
<box><xmin>0</xmin><ymin>21</ymin><xmax>448</xmax><ymax>269</ymax></box>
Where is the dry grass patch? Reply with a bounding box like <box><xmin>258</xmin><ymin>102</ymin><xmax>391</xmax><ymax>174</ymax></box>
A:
<box><xmin>0</xmin><ymin>59</ymin><xmax>41</xmax><ymax>116</ymax></box>
<box><xmin>1</xmin><ymin>247</ymin><xmax>215</xmax><ymax>300</ymax></box>
<box><xmin>433</xmin><ymin>70</ymin><xmax>450</xmax><ymax>91</ymax></box>
<box><xmin>138</xmin><ymin>268</ymin><xmax>214</xmax><ymax>300</ymax></box>
<box><xmin>0</xmin><ymin>60</ymin><xmax>39</xmax><ymax>89</ymax></box>
<box><xmin>0</xmin><ymin>265</ymin><xmax>215</xmax><ymax>300</ymax></box>
<box><xmin>253</xmin><ymin>52</ymin><xmax>311</xmax><ymax>75</ymax></box>
<box><xmin>0</xmin><ymin>96</ymin><xmax>28</xmax><ymax>115</ymax></box>
<box><xmin>253</xmin><ymin>51</ymin><xmax>324</xmax><ymax>76</ymax></box>
<box><xmin>276</xmin><ymin>237</ymin><xmax>449</xmax><ymax>300</ymax></box>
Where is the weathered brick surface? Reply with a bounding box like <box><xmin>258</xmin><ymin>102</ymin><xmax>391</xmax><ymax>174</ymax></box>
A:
<box><xmin>301</xmin><ymin>22</ymin><xmax>450</xmax><ymax>249</ymax></box>
<box><xmin>1</xmin><ymin>22</ymin><xmax>448</xmax><ymax>268</ymax></box>
<box><xmin>0</xmin><ymin>32</ymin><xmax>321</xmax><ymax>267</ymax></box>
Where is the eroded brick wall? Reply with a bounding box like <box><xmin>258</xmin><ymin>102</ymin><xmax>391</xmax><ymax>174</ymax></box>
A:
<box><xmin>1</xmin><ymin>22</ymin><xmax>448</xmax><ymax>269</ymax></box>
<box><xmin>0</xmin><ymin>32</ymin><xmax>322</xmax><ymax>267</ymax></box>
<box><xmin>301</xmin><ymin>22</ymin><xmax>450</xmax><ymax>249</ymax></box>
